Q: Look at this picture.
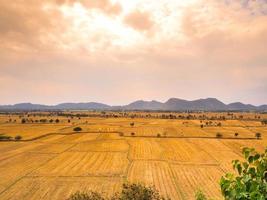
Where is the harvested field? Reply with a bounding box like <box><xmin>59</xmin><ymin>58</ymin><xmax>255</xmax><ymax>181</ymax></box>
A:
<box><xmin>159</xmin><ymin>139</ymin><xmax>217</xmax><ymax>164</ymax></box>
<box><xmin>0</xmin><ymin>124</ymin><xmax>70</xmax><ymax>139</ymax></box>
<box><xmin>0</xmin><ymin>152</ymin><xmax>55</xmax><ymax>193</ymax></box>
<box><xmin>171</xmin><ymin>165</ymin><xmax>224</xmax><ymax>200</ymax></box>
<box><xmin>127</xmin><ymin>161</ymin><xmax>183</xmax><ymax>200</ymax></box>
<box><xmin>0</xmin><ymin>177</ymin><xmax>122</xmax><ymax>200</ymax></box>
<box><xmin>70</xmin><ymin>139</ymin><xmax>129</xmax><ymax>152</ymax></box>
<box><xmin>128</xmin><ymin>138</ymin><xmax>163</xmax><ymax>160</ymax></box>
<box><xmin>0</xmin><ymin>112</ymin><xmax>266</xmax><ymax>199</ymax></box>
<box><xmin>31</xmin><ymin>152</ymin><xmax>129</xmax><ymax>177</ymax></box>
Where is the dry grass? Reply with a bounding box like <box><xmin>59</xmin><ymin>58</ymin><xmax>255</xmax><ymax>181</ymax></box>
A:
<box><xmin>0</xmin><ymin>112</ymin><xmax>266</xmax><ymax>199</ymax></box>
<box><xmin>0</xmin><ymin>124</ymin><xmax>69</xmax><ymax>139</ymax></box>
<box><xmin>171</xmin><ymin>165</ymin><xmax>224</xmax><ymax>200</ymax></box>
<box><xmin>127</xmin><ymin>161</ymin><xmax>183</xmax><ymax>200</ymax></box>
<box><xmin>31</xmin><ymin>152</ymin><xmax>129</xmax><ymax>177</ymax></box>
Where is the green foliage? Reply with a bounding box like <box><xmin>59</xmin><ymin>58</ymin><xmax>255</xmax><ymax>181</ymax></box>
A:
<box><xmin>112</xmin><ymin>183</ymin><xmax>167</xmax><ymax>200</ymax></box>
<box><xmin>220</xmin><ymin>147</ymin><xmax>267</xmax><ymax>200</ymax></box>
<box><xmin>195</xmin><ymin>189</ymin><xmax>208</xmax><ymax>200</ymax></box>
<box><xmin>67</xmin><ymin>191</ymin><xmax>104</xmax><ymax>200</ymax></box>
<box><xmin>67</xmin><ymin>183</ymin><xmax>168</xmax><ymax>200</ymax></box>
<box><xmin>0</xmin><ymin>134</ymin><xmax>12</xmax><ymax>141</ymax></box>
<box><xmin>73</xmin><ymin>127</ymin><xmax>82</xmax><ymax>132</ymax></box>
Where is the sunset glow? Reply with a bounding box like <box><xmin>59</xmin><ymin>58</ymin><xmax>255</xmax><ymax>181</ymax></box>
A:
<box><xmin>0</xmin><ymin>0</ymin><xmax>267</xmax><ymax>105</ymax></box>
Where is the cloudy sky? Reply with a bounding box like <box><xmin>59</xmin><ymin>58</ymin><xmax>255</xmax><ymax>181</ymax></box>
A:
<box><xmin>1</xmin><ymin>0</ymin><xmax>267</xmax><ymax>105</ymax></box>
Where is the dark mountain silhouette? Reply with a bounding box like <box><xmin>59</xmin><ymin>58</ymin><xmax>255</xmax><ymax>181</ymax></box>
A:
<box><xmin>0</xmin><ymin>98</ymin><xmax>266</xmax><ymax>111</ymax></box>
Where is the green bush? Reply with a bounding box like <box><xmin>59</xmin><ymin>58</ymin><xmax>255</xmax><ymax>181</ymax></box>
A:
<box><xmin>67</xmin><ymin>183</ymin><xmax>168</xmax><ymax>200</ymax></box>
<box><xmin>195</xmin><ymin>189</ymin><xmax>208</xmax><ymax>200</ymax></box>
<box><xmin>112</xmin><ymin>183</ymin><xmax>167</xmax><ymax>200</ymax></box>
<box><xmin>73</xmin><ymin>127</ymin><xmax>82</xmax><ymax>132</ymax></box>
<box><xmin>220</xmin><ymin>147</ymin><xmax>267</xmax><ymax>200</ymax></box>
<box><xmin>0</xmin><ymin>134</ymin><xmax>12</xmax><ymax>141</ymax></box>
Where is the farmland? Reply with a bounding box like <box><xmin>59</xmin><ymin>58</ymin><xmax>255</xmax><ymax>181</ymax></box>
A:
<box><xmin>0</xmin><ymin>111</ymin><xmax>266</xmax><ymax>200</ymax></box>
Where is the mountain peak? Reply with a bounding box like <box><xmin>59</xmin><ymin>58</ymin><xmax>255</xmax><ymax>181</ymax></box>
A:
<box><xmin>0</xmin><ymin>98</ymin><xmax>266</xmax><ymax>111</ymax></box>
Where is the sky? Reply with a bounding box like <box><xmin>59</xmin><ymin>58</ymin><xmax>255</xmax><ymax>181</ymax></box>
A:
<box><xmin>0</xmin><ymin>0</ymin><xmax>267</xmax><ymax>105</ymax></box>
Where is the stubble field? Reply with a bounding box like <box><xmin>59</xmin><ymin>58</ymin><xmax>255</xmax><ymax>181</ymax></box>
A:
<box><xmin>0</xmin><ymin>112</ymin><xmax>266</xmax><ymax>200</ymax></box>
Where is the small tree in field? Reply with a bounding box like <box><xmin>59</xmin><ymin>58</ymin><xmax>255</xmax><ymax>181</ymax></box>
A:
<box><xmin>255</xmin><ymin>132</ymin><xmax>261</xmax><ymax>140</ymax></box>
<box><xmin>195</xmin><ymin>189</ymin><xmax>208</xmax><ymax>200</ymax></box>
<box><xmin>220</xmin><ymin>147</ymin><xmax>267</xmax><ymax>200</ymax></box>
<box><xmin>73</xmin><ymin>127</ymin><xmax>82</xmax><ymax>132</ymax></box>
<box><xmin>15</xmin><ymin>135</ymin><xmax>22</xmax><ymax>140</ymax></box>
<box><xmin>234</xmin><ymin>132</ymin><xmax>239</xmax><ymax>137</ymax></box>
<box><xmin>112</xmin><ymin>183</ymin><xmax>167</xmax><ymax>200</ymax></box>
<box><xmin>261</xmin><ymin>119</ymin><xmax>267</xmax><ymax>125</ymax></box>
<box><xmin>67</xmin><ymin>183</ymin><xmax>168</xmax><ymax>200</ymax></box>
<box><xmin>216</xmin><ymin>133</ymin><xmax>222</xmax><ymax>138</ymax></box>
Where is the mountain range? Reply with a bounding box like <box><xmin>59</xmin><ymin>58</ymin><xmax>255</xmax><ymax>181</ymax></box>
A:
<box><xmin>0</xmin><ymin>98</ymin><xmax>266</xmax><ymax>111</ymax></box>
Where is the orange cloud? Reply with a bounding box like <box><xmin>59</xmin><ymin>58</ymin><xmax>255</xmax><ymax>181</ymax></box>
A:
<box><xmin>0</xmin><ymin>0</ymin><xmax>267</xmax><ymax>105</ymax></box>
<box><xmin>124</xmin><ymin>10</ymin><xmax>154</xmax><ymax>32</ymax></box>
<box><xmin>80</xmin><ymin>0</ymin><xmax>122</xmax><ymax>16</ymax></box>
<box><xmin>55</xmin><ymin>0</ymin><xmax>122</xmax><ymax>15</ymax></box>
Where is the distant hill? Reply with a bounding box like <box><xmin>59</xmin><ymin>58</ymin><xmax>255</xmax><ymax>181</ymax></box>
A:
<box><xmin>56</xmin><ymin>102</ymin><xmax>110</xmax><ymax>110</ymax></box>
<box><xmin>0</xmin><ymin>98</ymin><xmax>266</xmax><ymax>111</ymax></box>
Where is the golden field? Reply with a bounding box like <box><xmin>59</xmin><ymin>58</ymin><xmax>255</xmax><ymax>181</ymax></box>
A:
<box><xmin>0</xmin><ymin>112</ymin><xmax>266</xmax><ymax>200</ymax></box>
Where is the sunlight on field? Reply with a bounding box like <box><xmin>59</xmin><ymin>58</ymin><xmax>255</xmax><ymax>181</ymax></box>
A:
<box><xmin>0</xmin><ymin>112</ymin><xmax>266</xmax><ymax>199</ymax></box>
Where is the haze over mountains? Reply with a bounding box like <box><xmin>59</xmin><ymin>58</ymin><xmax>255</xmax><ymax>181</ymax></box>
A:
<box><xmin>0</xmin><ymin>98</ymin><xmax>266</xmax><ymax>111</ymax></box>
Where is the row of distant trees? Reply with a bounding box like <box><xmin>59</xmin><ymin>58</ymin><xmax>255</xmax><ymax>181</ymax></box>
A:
<box><xmin>20</xmin><ymin>118</ymin><xmax>71</xmax><ymax>124</ymax></box>
<box><xmin>7</xmin><ymin>111</ymin><xmax>266</xmax><ymax>121</ymax></box>
<box><xmin>215</xmin><ymin>132</ymin><xmax>261</xmax><ymax>139</ymax></box>
<box><xmin>125</xmin><ymin>131</ymin><xmax>262</xmax><ymax>139</ymax></box>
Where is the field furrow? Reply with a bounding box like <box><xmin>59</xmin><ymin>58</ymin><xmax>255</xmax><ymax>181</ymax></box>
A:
<box><xmin>127</xmin><ymin>161</ymin><xmax>183</xmax><ymax>200</ymax></box>
<box><xmin>30</xmin><ymin>152</ymin><xmax>129</xmax><ymax>177</ymax></box>
<box><xmin>171</xmin><ymin>165</ymin><xmax>224</xmax><ymax>200</ymax></box>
